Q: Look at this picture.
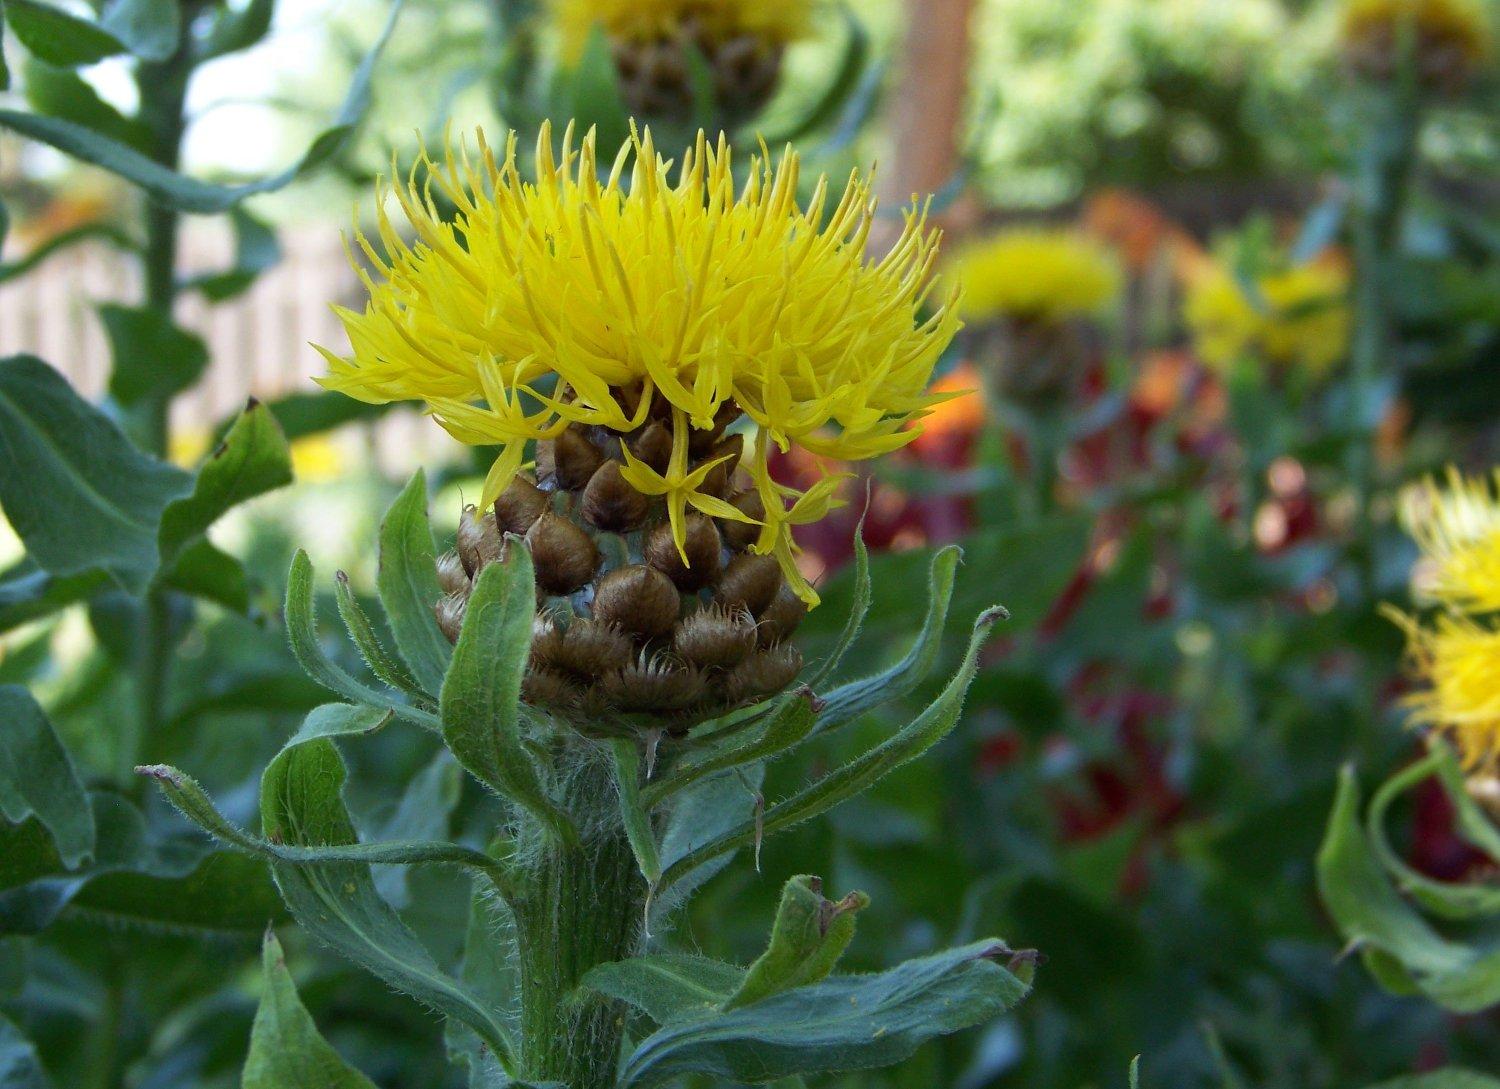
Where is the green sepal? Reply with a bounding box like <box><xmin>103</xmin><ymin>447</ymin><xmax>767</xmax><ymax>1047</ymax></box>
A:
<box><xmin>376</xmin><ymin>471</ymin><xmax>452</xmax><ymax>696</ymax></box>
<box><xmin>724</xmin><ymin>875</ymin><xmax>867</xmax><ymax>1009</ymax></box>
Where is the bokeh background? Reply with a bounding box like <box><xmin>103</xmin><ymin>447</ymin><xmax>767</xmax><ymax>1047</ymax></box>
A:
<box><xmin>2</xmin><ymin>0</ymin><xmax>1498</xmax><ymax>1086</ymax></box>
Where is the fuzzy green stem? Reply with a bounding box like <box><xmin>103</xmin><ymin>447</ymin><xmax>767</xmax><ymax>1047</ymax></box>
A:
<box><xmin>511</xmin><ymin>748</ymin><xmax>647</xmax><ymax>1089</ymax></box>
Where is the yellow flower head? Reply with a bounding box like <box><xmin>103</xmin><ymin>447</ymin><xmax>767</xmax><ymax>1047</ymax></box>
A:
<box><xmin>1400</xmin><ymin>466</ymin><xmax>1500</xmax><ymax>615</ymax></box>
<box><xmin>552</xmin><ymin>0</ymin><xmax>812</xmax><ymax>61</ymax></box>
<box><xmin>947</xmin><ymin>227</ymin><xmax>1122</xmax><ymax>325</ymax></box>
<box><xmin>1341</xmin><ymin>0</ymin><xmax>1493</xmax><ymax>69</ymax></box>
<box><xmin>1388</xmin><ymin>609</ymin><xmax>1500</xmax><ymax>769</ymax></box>
<box><xmin>318</xmin><ymin>121</ymin><xmax>959</xmax><ymax>605</ymax></box>
<box><xmin>1183</xmin><ymin>258</ymin><xmax>1351</xmax><ymax>375</ymax></box>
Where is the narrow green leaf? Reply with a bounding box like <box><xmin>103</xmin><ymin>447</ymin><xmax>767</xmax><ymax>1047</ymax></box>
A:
<box><xmin>565</xmin><ymin>24</ymin><xmax>630</xmax><ymax>152</ymax></box>
<box><xmin>0</xmin><ymin>4</ymin><xmax>9</xmax><ymax>91</ymax></box>
<box><xmin>100</xmin><ymin>302</ymin><xmax>208</xmax><ymax>406</ymax></box>
<box><xmin>259</xmin><ymin>739</ymin><xmax>518</xmax><ymax>1069</ymax></box>
<box><xmin>182</xmin><ymin>207</ymin><xmax>281</xmax><ymax>301</ymax></box>
<box><xmin>22</xmin><ymin>58</ymin><xmax>148</xmax><ymax>149</ymax></box>
<box><xmin>0</xmin><ymin>685</ymin><xmax>94</xmax><ymax>868</ymax></box>
<box><xmin>3</xmin><ymin>0</ymin><xmax>123</xmax><ymax>66</ymax></box>
<box><xmin>161</xmin><ymin>537</ymin><xmax>250</xmax><ymax>612</ymax></box>
<box><xmin>376</xmin><ymin>471</ymin><xmax>452</xmax><ymax>696</ymax></box>
<box><xmin>585</xmin><ymin>954</ymin><xmax>744</xmax><ymax>1025</ymax></box>
<box><xmin>758</xmin><ymin>3</ymin><xmax>869</xmax><ymax>142</ymax></box>
<box><xmin>0</xmin><ymin>562</ymin><xmax>108</xmax><ymax>633</ymax></box>
<box><xmin>652</xmin><ymin>763</ymin><xmax>764</xmax><ymax>923</ymax></box>
<box><xmin>440</xmin><ymin>548</ymin><xmax>577</xmax><ymax>847</ymax></box>
<box><xmin>812</xmin><ymin>544</ymin><xmax>965</xmax><ymax>736</ymax></box>
<box><xmin>0</xmin><ymin>0</ymin><xmax>403</xmax><ymax>211</ymax></box>
<box><xmin>0</xmin><ymin>355</ymin><xmax>191</xmax><ymax>594</ymax></box>
<box><xmin>99</xmin><ymin>0</ymin><xmax>179</xmax><ymax>62</ymax></box>
<box><xmin>242</xmin><ymin>930</ymin><xmax>379</xmax><ymax>1089</ymax></box>
<box><xmin>227</xmin><ymin>388</ymin><xmax>393</xmax><ymax>444</ymax></box>
<box><xmin>611</xmin><ymin>739</ymin><xmax>661</xmax><ymax>886</ymax></box>
<box><xmin>333</xmin><ymin>571</ymin><xmax>430</xmax><ymax>704</ymax></box>
<box><xmin>0</xmin><ymin>1010</ymin><xmax>52</xmax><ymax>1089</ymax></box>
<box><xmin>724</xmin><ymin>875</ymin><xmax>866</xmax><ymax>1010</ymax></box>
<box><xmin>661</xmin><ymin>605</ymin><xmax>1004</xmax><ymax>893</ymax></box>
<box><xmin>446</xmin><ymin>882</ymin><xmax>522</xmax><ymax>1084</ymax></box>
<box><xmin>284</xmin><ymin>550</ymin><xmax>440</xmax><ymax>730</ymax></box>
<box><xmin>802</xmin><ymin>520</ymin><xmax>870</xmax><ymax>692</ymax></box>
<box><xmin>0</xmin><ymin>221</ymin><xmax>135</xmax><ymax>284</ymax></box>
<box><xmin>158</xmin><ymin>399</ymin><xmax>292</xmax><ymax>570</ymax></box>
<box><xmin>646</xmin><ymin>689</ymin><xmax>817</xmax><ymax>807</ymax></box>
<box><xmin>617</xmin><ymin>941</ymin><xmax>1032</xmax><ymax>1087</ymax></box>
<box><xmin>200</xmin><ymin>0</ymin><xmax>274</xmax><ymax>59</ymax></box>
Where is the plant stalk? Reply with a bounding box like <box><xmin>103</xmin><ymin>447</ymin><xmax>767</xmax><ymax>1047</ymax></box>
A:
<box><xmin>511</xmin><ymin>748</ymin><xmax>646</xmax><ymax>1089</ymax></box>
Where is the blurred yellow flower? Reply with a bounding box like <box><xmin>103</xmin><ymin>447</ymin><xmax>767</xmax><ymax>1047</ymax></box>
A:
<box><xmin>947</xmin><ymin>227</ymin><xmax>1122</xmax><ymax>324</ymax></box>
<box><xmin>318</xmin><ymin>121</ymin><xmax>959</xmax><ymax>604</ymax></box>
<box><xmin>1341</xmin><ymin>0</ymin><xmax>1493</xmax><ymax>69</ymax></box>
<box><xmin>1388</xmin><ymin>609</ymin><xmax>1500</xmax><ymax>769</ymax></box>
<box><xmin>551</xmin><ymin>0</ymin><xmax>811</xmax><ymax>60</ymax></box>
<box><xmin>1183</xmin><ymin>259</ymin><xmax>1350</xmax><ymax>375</ymax></box>
<box><xmin>1401</xmin><ymin>467</ymin><xmax>1500</xmax><ymax>615</ymax></box>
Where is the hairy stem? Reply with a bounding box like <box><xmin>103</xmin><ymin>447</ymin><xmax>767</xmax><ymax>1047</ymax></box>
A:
<box><xmin>511</xmin><ymin>747</ymin><xmax>646</xmax><ymax>1089</ymax></box>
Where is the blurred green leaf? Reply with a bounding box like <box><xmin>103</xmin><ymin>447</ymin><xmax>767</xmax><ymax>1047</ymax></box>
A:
<box><xmin>0</xmin><ymin>686</ymin><xmax>93</xmax><ymax>869</ymax></box>
<box><xmin>759</xmin><ymin>4</ymin><xmax>870</xmax><ymax>143</ymax></box>
<box><xmin>0</xmin><ymin>221</ymin><xmax>136</xmax><ymax>284</ymax></box>
<box><xmin>242</xmin><ymin>930</ymin><xmax>378</xmax><ymax>1089</ymax></box>
<box><xmin>3</xmin><ymin>0</ymin><xmax>123</xmax><ymax>66</ymax></box>
<box><xmin>200</xmin><ymin>0</ymin><xmax>274</xmax><ymax>59</ymax></box>
<box><xmin>100</xmin><ymin>303</ymin><xmax>209</xmax><ymax>407</ymax></box>
<box><xmin>377</xmin><ymin>471</ymin><xmax>453</xmax><ymax>697</ymax></box>
<box><xmin>161</xmin><ymin>537</ymin><xmax>250</xmax><ymax>612</ymax></box>
<box><xmin>1368</xmin><ymin>1074</ymin><xmax>1500</xmax><ymax>1089</ymax></box>
<box><xmin>0</xmin><ymin>1011</ymin><xmax>51</xmax><ymax>1089</ymax></box>
<box><xmin>0</xmin><ymin>355</ymin><xmax>191</xmax><ymax>594</ymax></box>
<box><xmin>225</xmin><ymin>388</ymin><xmax>394</xmax><ymax>443</ymax></box>
<box><xmin>22</xmin><ymin>58</ymin><xmax>148</xmax><ymax>149</ymax></box>
<box><xmin>99</xmin><ymin>0</ymin><xmax>178</xmax><ymax>62</ymax></box>
<box><xmin>0</xmin><ymin>562</ymin><xmax>109</xmax><ymax>633</ymax></box>
<box><xmin>181</xmin><ymin>208</ymin><xmax>281</xmax><ymax>301</ymax></box>
<box><xmin>563</xmin><ymin>24</ymin><xmax>629</xmax><ymax>153</ymax></box>
<box><xmin>0</xmin><ymin>0</ymin><xmax>404</xmax><ymax>211</ymax></box>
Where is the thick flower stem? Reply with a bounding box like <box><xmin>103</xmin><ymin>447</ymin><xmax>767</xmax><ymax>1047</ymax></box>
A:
<box><xmin>511</xmin><ymin>751</ymin><xmax>646</xmax><ymax>1089</ymax></box>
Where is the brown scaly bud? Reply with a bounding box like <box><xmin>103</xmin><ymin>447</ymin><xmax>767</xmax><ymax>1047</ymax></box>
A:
<box><xmin>699</xmin><ymin>433</ymin><xmax>744</xmax><ymax>499</ymax></box>
<box><xmin>645</xmin><ymin>514</ymin><xmax>723</xmax><ymax>591</ymax></box>
<box><xmin>674</xmin><ymin>604</ymin><xmax>756</xmax><ymax>669</ymax></box>
<box><xmin>689</xmin><ymin>399</ymin><xmax>740</xmax><ymax>455</ymax></box>
<box><xmin>522</xmin><ymin>668</ymin><xmax>579</xmax><ymax>710</ymax></box>
<box><xmin>434</xmin><ymin>592</ymin><xmax>468</xmax><ymax>644</ymax></box>
<box><xmin>756</xmin><ymin>585</ymin><xmax>808</xmax><ymax>647</ymax></box>
<box><xmin>435</xmin><ymin>550</ymin><xmax>471</xmax><ymax>596</ymax></box>
<box><xmin>724</xmin><ymin>642</ymin><xmax>803</xmax><ymax>704</ymax></box>
<box><xmin>582</xmin><ymin>460</ymin><xmax>651</xmax><ymax>533</ymax></box>
<box><xmin>495</xmin><ymin>473</ymin><xmax>550</xmax><ymax>535</ymax></box>
<box><xmin>538</xmin><ymin>425</ymin><xmax>607</xmax><ymax>490</ymax></box>
<box><xmin>715</xmin><ymin>551</ymin><xmax>782</xmax><ymax>616</ymax></box>
<box><xmin>526</xmin><ymin>512</ymin><xmax>600</xmax><ymax>595</ymax></box>
<box><xmin>456</xmin><ymin>505</ymin><xmax>502</xmax><ymax>576</ymax></box>
<box><xmin>720</xmin><ymin>489</ymin><xmax>765</xmax><ymax>551</ymax></box>
<box><xmin>629</xmin><ymin>420</ymin><xmax>673</xmax><ymax>473</ymax></box>
<box><xmin>529</xmin><ymin>612</ymin><xmax>566</xmax><ymax>671</ymax></box>
<box><xmin>554</xmin><ymin>619</ymin><xmax>634</xmax><ymax>676</ymax></box>
<box><xmin>592</xmin><ymin>565</ymin><xmax>680</xmax><ymax>639</ymax></box>
<box><xmin>603</xmin><ymin>654</ymin><xmax>707</xmax><ymax>713</ymax></box>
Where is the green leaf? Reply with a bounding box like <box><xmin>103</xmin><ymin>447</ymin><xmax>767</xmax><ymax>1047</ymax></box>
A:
<box><xmin>661</xmin><ymin>606</ymin><xmax>1004</xmax><ymax>893</ymax></box>
<box><xmin>0</xmin><ymin>220</ymin><xmax>135</xmax><ymax>284</ymax></box>
<box><xmin>22</xmin><ymin>58</ymin><xmax>148</xmax><ymax>149</ymax></box>
<box><xmin>0</xmin><ymin>1011</ymin><xmax>52</xmax><ymax>1089</ymax></box>
<box><xmin>0</xmin><ymin>563</ymin><xmax>108</xmax><ymax>633</ymax></box>
<box><xmin>812</xmin><ymin>544</ymin><xmax>966</xmax><ymax>736</ymax></box>
<box><xmin>158</xmin><ymin>399</ymin><xmax>292</xmax><ymax>571</ymax></box>
<box><xmin>242</xmin><ymin>930</ymin><xmax>379</xmax><ymax>1089</ymax></box>
<box><xmin>99</xmin><ymin>0</ymin><xmax>179</xmax><ymax>62</ymax></box>
<box><xmin>258</xmin><ymin>738</ymin><xmax>518</xmax><ymax>1070</ymax></box>
<box><xmin>376</xmin><ymin>471</ymin><xmax>452</xmax><ymax>696</ymax></box>
<box><xmin>229</xmin><ymin>388</ymin><xmax>394</xmax><ymax>443</ymax></box>
<box><xmin>182</xmin><ymin>207</ymin><xmax>280</xmax><ymax>301</ymax></box>
<box><xmin>284</xmin><ymin>550</ymin><xmax>440</xmax><ymax>730</ymax></box>
<box><xmin>647</xmin><ymin>689</ymin><xmax>817</xmax><ymax>807</ymax></box>
<box><xmin>757</xmin><ymin>3</ymin><xmax>869</xmax><ymax>142</ymax></box>
<box><xmin>802</xmin><ymin>520</ymin><xmax>870</xmax><ymax>691</ymax></box>
<box><xmin>3</xmin><ymin>0</ymin><xmax>123</xmax><ymax>66</ymax></box>
<box><xmin>585</xmin><ymin>954</ymin><xmax>744</xmax><ymax>1025</ymax></box>
<box><xmin>333</xmin><ymin>570</ymin><xmax>430</xmax><ymax>704</ymax></box>
<box><xmin>0</xmin><ymin>355</ymin><xmax>191</xmax><ymax>594</ymax></box>
<box><xmin>1368</xmin><ymin>1073</ymin><xmax>1500</xmax><ymax>1089</ymax></box>
<box><xmin>446</xmin><ymin>885</ymin><xmax>522</xmax><ymax>1085</ymax></box>
<box><xmin>0</xmin><ymin>0</ymin><xmax>404</xmax><ymax>211</ymax></box>
<box><xmin>725</xmin><ymin>875</ymin><xmax>867</xmax><ymax>1010</ymax></box>
<box><xmin>0</xmin><ymin>4</ymin><xmax>9</xmax><ymax>92</ymax></box>
<box><xmin>610</xmin><ymin>739</ymin><xmax>661</xmax><ymax>887</ymax></box>
<box><xmin>440</xmin><ymin>549</ymin><xmax>577</xmax><ymax>847</ymax></box>
<box><xmin>1317</xmin><ymin>766</ymin><xmax>1500</xmax><ymax>1013</ymax></box>
<box><xmin>0</xmin><ymin>685</ymin><xmax>94</xmax><ymax>868</ymax></box>
<box><xmin>200</xmin><ymin>0</ymin><xmax>274</xmax><ymax>59</ymax></box>
<box><xmin>100</xmin><ymin>303</ymin><xmax>209</xmax><ymax>407</ymax></box>
<box><xmin>652</xmin><ymin>763</ymin><xmax>764</xmax><ymax>921</ymax></box>
<box><xmin>616</xmin><ymin>941</ymin><xmax>1032</xmax><ymax>1087</ymax></box>
<box><xmin>564</xmin><ymin>24</ymin><xmax>630</xmax><ymax>152</ymax></box>
<box><xmin>161</xmin><ymin>537</ymin><xmax>250</xmax><ymax>612</ymax></box>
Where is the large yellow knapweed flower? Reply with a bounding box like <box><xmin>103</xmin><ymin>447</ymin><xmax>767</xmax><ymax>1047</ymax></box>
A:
<box><xmin>1401</xmin><ymin>467</ymin><xmax>1500</xmax><ymax>614</ymax></box>
<box><xmin>947</xmin><ymin>227</ymin><xmax>1122</xmax><ymax>325</ymax></box>
<box><xmin>1388</xmin><ymin>609</ymin><xmax>1500</xmax><ymax>769</ymax></box>
<box><xmin>1341</xmin><ymin>0</ymin><xmax>1493</xmax><ymax>72</ymax></box>
<box><xmin>552</xmin><ymin>0</ymin><xmax>811</xmax><ymax>61</ymax></box>
<box><xmin>318</xmin><ymin>122</ymin><xmax>959</xmax><ymax>605</ymax></box>
<box><xmin>1183</xmin><ymin>258</ymin><xmax>1351</xmax><ymax>376</ymax></box>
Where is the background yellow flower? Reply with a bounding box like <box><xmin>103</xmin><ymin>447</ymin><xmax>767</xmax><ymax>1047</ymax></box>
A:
<box><xmin>1183</xmin><ymin>258</ymin><xmax>1351</xmax><ymax>375</ymax></box>
<box><xmin>947</xmin><ymin>227</ymin><xmax>1122</xmax><ymax>324</ymax></box>
<box><xmin>551</xmin><ymin>0</ymin><xmax>812</xmax><ymax>61</ymax></box>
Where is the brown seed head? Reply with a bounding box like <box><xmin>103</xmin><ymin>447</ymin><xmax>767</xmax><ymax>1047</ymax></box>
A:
<box><xmin>604</xmin><ymin>654</ymin><xmax>707</xmax><ymax>712</ymax></box>
<box><xmin>629</xmin><ymin>420</ymin><xmax>673</xmax><ymax>473</ymax></box>
<box><xmin>494</xmin><ymin>473</ymin><xmax>550</xmax><ymax>535</ymax></box>
<box><xmin>756</xmin><ymin>585</ymin><xmax>808</xmax><ymax>647</ymax></box>
<box><xmin>522</xmin><ymin>667</ymin><xmax>580</xmax><ymax>710</ymax></box>
<box><xmin>546</xmin><ymin>425</ymin><xmax>607</xmax><ymax>490</ymax></box>
<box><xmin>700</xmin><ymin>433</ymin><xmax>745</xmax><ymax>499</ymax></box>
<box><xmin>554</xmin><ymin>619</ymin><xmax>634</xmax><ymax>676</ymax></box>
<box><xmin>456</xmin><ymin>505</ymin><xmax>502</xmax><ymax>575</ymax></box>
<box><xmin>645</xmin><ymin>514</ymin><xmax>723</xmax><ymax>591</ymax></box>
<box><xmin>724</xmin><ymin>642</ymin><xmax>803</xmax><ymax>704</ymax></box>
<box><xmin>434</xmin><ymin>591</ymin><xmax>468</xmax><ymax>644</ymax></box>
<box><xmin>720</xmin><ymin>489</ymin><xmax>765</xmax><ymax>551</ymax></box>
<box><xmin>592</xmin><ymin>564</ymin><xmax>681</xmax><ymax>639</ymax></box>
<box><xmin>529</xmin><ymin>612</ymin><xmax>566</xmax><ymax>670</ymax></box>
<box><xmin>715</xmin><ymin>551</ymin><xmax>782</xmax><ymax>615</ymax></box>
<box><xmin>674</xmin><ymin>604</ymin><xmax>757</xmax><ymax>668</ymax></box>
<box><xmin>435</xmin><ymin>550</ymin><xmax>471</xmax><ymax>597</ymax></box>
<box><xmin>526</xmin><ymin>512</ymin><xmax>600</xmax><ymax>595</ymax></box>
<box><xmin>689</xmin><ymin>399</ymin><xmax>741</xmax><ymax>455</ymax></box>
<box><xmin>582</xmin><ymin>460</ymin><xmax>651</xmax><ymax>533</ymax></box>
